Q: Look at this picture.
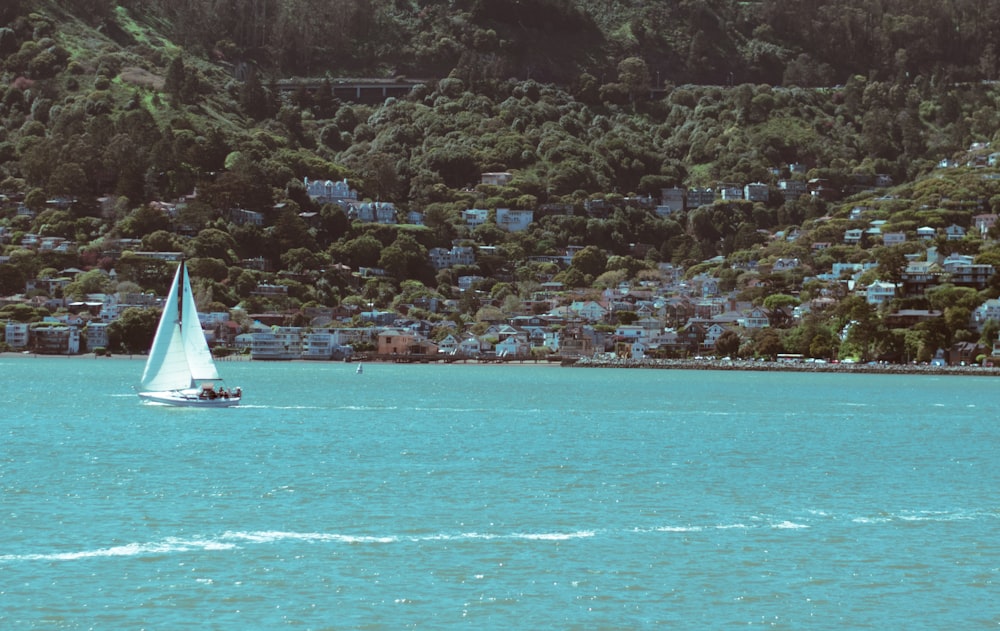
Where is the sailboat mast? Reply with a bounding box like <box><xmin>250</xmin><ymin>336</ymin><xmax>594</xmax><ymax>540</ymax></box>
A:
<box><xmin>177</xmin><ymin>260</ymin><xmax>185</xmax><ymax>330</ymax></box>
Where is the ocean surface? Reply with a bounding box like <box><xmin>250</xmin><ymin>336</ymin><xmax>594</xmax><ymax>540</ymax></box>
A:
<box><xmin>1</xmin><ymin>357</ymin><xmax>998</xmax><ymax>629</ymax></box>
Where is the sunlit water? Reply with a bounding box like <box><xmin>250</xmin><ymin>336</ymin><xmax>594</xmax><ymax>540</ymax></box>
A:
<box><xmin>1</xmin><ymin>357</ymin><xmax>998</xmax><ymax>629</ymax></box>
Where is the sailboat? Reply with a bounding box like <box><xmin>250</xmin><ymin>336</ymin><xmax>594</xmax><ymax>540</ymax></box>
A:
<box><xmin>137</xmin><ymin>260</ymin><xmax>241</xmax><ymax>407</ymax></box>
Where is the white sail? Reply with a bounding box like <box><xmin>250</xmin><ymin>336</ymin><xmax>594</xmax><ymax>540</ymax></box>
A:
<box><xmin>179</xmin><ymin>264</ymin><xmax>221</xmax><ymax>381</ymax></box>
<box><xmin>141</xmin><ymin>263</ymin><xmax>193</xmax><ymax>391</ymax></box>
<box><xmin>140</xmin><ymin>261</ymin><xmax>220</xmax><ymax>391</ymax></box>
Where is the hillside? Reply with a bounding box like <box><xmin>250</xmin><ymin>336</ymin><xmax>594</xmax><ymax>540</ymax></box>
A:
<box><xmin>3</xmin><ymin>0</ymin><xmax>1000</xmax><ymax>364</ymax></box>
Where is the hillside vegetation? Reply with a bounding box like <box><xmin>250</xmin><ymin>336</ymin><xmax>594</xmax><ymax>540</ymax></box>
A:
<box><xmin>4</xmin><ymin>0</ymin><xmax>1000</xmax><ymax>363</ymax></box>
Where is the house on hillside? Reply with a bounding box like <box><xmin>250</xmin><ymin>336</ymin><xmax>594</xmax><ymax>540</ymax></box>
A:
<box><xmin>495</xmin><ymin>208</ymin><xmax>533</xmax><ymax>232</ymax></box>
<box><xmin>973</xmin><ymin>298</ymin><xmax>1000</xmax><ymax>331</ymax></box>
<box><xmin>481</xmin><ymin>172</ymin><xmax>512</xmax><ymax>186</ymax></box>
<box><xmin>739</xmin><ymin>307</ymin><xmax>770</xmax><ymax>329</ymax></box>
<box><xmin>900</xmin><ymin>261</ymin><xmax>942</xmax><ymax>295</ymax></box>
<box><xmin>432</xmin><ymin>245</ymin><xmax>475</xmax><ymax>269</ymax></box>
<box><xmin>458</xmin><ymin>335</ymin><xmax>484</xmax><ymax>356</ymax></box>
<box><xmin>865</xmin><ymin>280</ymin><xmax>899</xmax><ymax>305</ymax></box>
<box><xmin>350</xmin><ymin>201</ymin><xmax>398</xmax><ymax>224</ymax></box>
<box><xmin>495</xmin><ymin>335</ymin><xmax>530</xmax><ymax>357</ymax></box>
<box><xmin>304</xmin><ymin>178</ymin><xmax>357</xmax><ymax>204</ymax></box>
<box><xmin>463</xmin><ymin>208</ymin><xmax>489</xmax><ymax>228</ymax></box>
<box><xmin>944</xmin><ymin>224</ymin><xmax>966</xmax><ymax>240</ymax></box>
<box><xmin>5</xmin><ymin>322</ymin><xmax>29</xmax><ymax>349</ymax></box>
<box><xmin>974</xmin><ymin>213</ymin><xmax>997</xmax><ymax>236</ymax></box>
<box><xmin>882</xmin><ymin>232</ymin><xmax>906</xmax><ymax>246</ymax></box>
<box><xmin>949</xmin><ymin>341</ymin><xmax>984</xmax><ymax>366</ymax></box>
<box><xmin>437</xmin><ymin>334</ymin><xmax>459</xmax><ymax>354</ymax></box>
<box><xmin>569</xmin><ymin>300</ymin><xmax>608</xmax><ymax>322</ymax></box>
<box><xmin>703</xmin><ymin>323</ymin><xmax>729</xmax><ymax>351</ymax></box>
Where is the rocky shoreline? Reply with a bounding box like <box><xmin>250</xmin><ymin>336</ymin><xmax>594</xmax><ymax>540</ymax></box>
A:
<box><xmin>567</xmin><ymin>357</ymin><xmax>1000</xmax><ymax>377</ymax></box>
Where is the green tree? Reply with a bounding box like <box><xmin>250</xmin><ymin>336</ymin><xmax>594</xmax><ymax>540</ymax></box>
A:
<box><xmin>569</xmin><ymin>245</ymin><xmax>607</xmax><ymax>278</ymax></box>
<box><xmin>379</xmin><ymin>233</ymin><xmax>432</xmax><ymax>283</ymax></box>
<box><xmin>715</xmin><ymin>329</ymin><xmax>741</xmax><ymax>357</ymax></box>
<box><xmin>142</xmin><ymin>229</ymin><xmax>182</xmax><ymax>252</ymax></box>
<box><xmin>108</xmin><ymin>307</ymin><xmax>161</xmax><ymax>354</ymax></box>
<box><xmin>617</xmin><ymin>56</ymin><xmax>651</xmax><ymax>107</ymax></box>
<box><xmin>282</xmin><ymin>247</ymin><xmax>328</xmax><ymax>273</ymax></box>
<box><xmin>754</xmin><ymin>328</ymin><xmax>784</xmax><ymax>360</ymax></box>
<box><xmin>0</xmin><ymin>264</ymin><xmax>26</xmax><ymax>296</ymax></box>
<box><xmin>164</xmin><ymin>55</ymin><xmax>186</xmax><ymax>104</ymax></box>
<box><xmin>63</xmin><ymin>269</ymin><xmax>113</xmax><ymax>300</ymax></box>
<box><xmin>187</xmin><ymin>257</ymin><xmax>229</xmax><ymax>282</ymax></box>
<box><xmin>190</xmin><ymin>228</ymin><xmax>238</xmax><ymax>264</ymax></box>
<box><xmin>117</xmin><ymin>204</ymin><xmax>172</xmax><ymax>238</ymax></box>
<box><xmin>340</xmin><ymin>234</ymin><xmax>383</xmax><ymax>268</ymax></box>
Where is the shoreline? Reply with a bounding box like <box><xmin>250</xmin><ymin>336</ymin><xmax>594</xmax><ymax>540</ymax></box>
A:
<box><xmin>0</xmin><ymin>351</ymin><xmax>561</xmax><ymax>367</ymax></box>
<box><xmin>568</xmin><ymin>356</ymin><xmax>1000</xmax><ymax>377</ymax></box>
<box><xmin>4</xmin><ymin>351</ymin><xmax>997</xmax><ymax>377</ymax></box>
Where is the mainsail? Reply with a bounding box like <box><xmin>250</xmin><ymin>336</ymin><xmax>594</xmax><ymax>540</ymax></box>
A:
<box><xmin>140</xmin><ymin>262</ymin><xmax>219</xmax><ymax>391</ymax></box>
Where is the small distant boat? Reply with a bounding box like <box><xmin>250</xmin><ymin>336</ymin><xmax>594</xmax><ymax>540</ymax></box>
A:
<box><xmin>356</xmin><ymin>363</ymin><xmax>364</xmax><ymax>374</ymax></box>
<box><xmin>137</xmin><ymin>260</ymin><xmax>241</xmax><ymax>407</ymax></box>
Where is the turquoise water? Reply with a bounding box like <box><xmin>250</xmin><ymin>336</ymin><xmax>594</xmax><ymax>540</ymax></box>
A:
<box><xmin>1</xmin><ymin>357</ymin><xmax>998</xmax><ymax>629</ymax></box>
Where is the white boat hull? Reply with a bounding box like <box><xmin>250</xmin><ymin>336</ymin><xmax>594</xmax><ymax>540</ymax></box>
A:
<box><xmin>138</xmin><ymin>389</ymin><xmax>241</xmax><ymax>407</ymax></box>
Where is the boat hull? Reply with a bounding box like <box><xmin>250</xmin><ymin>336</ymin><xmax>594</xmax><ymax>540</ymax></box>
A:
<box><xmin>138</xmin><ymin>389</ymin><xmax>241</xmax><ymax>407</ymax></box>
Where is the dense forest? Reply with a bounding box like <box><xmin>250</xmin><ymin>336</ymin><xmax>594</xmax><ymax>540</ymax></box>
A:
<box><xmin>22</xmin><ymin>0</ymin><xmax>1000</xmax><ymax>86</ymax></box>
<box><xmin>4</xmin><ymin>0</ymin><xmax>1000</xmax><ymax>362</ymax></box>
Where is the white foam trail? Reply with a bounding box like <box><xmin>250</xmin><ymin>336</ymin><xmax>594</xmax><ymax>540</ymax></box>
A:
<box><xmin>510</xmin><ymin>531</ymin><xmax>595</xmax><ymax>541</ymax></box>
<box><xmin>24</xmin><ymin>510</ymin><xmax>989</xmax><ymax>564</ymax></box>
<box><xmin>656</xmin><ymin>526</ymin><xmax>703</xmax><ymax>533</ymax></box>
<box><xmin>1</xmin><ymin>529</ymin><xmax>601</xmax><ymax>563</ymax></box>
<box><xmin>222</xmin><ymin>530</ymin><xmax>398</xmax><ymax>544</ymax></box>
<box><xmin>771</xmin><ymin>520</ymin><xmax>809</xmax><ymax>529</ymax></box>
<box><xmin>0</xmin><ymin>537</ymin><xmax>236</xmax><ymax>562</ymax></box>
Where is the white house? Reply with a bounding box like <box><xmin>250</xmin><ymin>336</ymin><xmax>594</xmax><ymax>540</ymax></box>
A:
<box><xmin>973</xmin><ymin>298</ymin><xmax>1000</xmax><ymax>331</ymax></box>
<box><xmin>437</xmin><ymin>334</ymin><xmax>459</xmax><ymax>354</ymax></box>
<box><xmin>462</xmin><ymin>208</ymin><xmax>489</xmax><ymax>228</ymax></box>
<box><xmin>495</xmin><ymin>208</ymin><xmax>534</xmax><ymax>232</ymax></box>
<box><xmin>865</xmin><ymin>280</ymin><xmax>899</xmax><ymax>305</ymax></box>
<box><xmin>614</xmin><ymin>324</ymin><xmax>647</xmax><ymax>342</ymax></box>
<box><xmin>304</xmin><ymin>178</ymin><xmax>357</xmax><ymax>203</ymax></box>
<box><xmin>703</xmin><ymin>323</ymin><xmax>728</xmax><ymax>350</ymax></box>
<box><xmin>481</xmin><ymin>172</ymin><xmax>512</xmax><ymax>186</ymax></box>
<box><xmin>84</xmin><ymin>322</ymin><xmax>110</xmax><ymax>350</ymax></box>
<box><xmin>739</xmin><ymin>307</ymin><xmax>770</xmax><ymax>329</ymax></box>
<box><xmin>495</xmin><ymin>336</ymin><xmax>530</xmax><ymax>357</ymax></box>
<box><xmin>251</xmin><ymin>327</ymin><xmax>303</xmax><ymax>360</ymax></box>
<box><xmin>429</xmin><ymin>246</ymin><xmax>475</xmax><ymax>270</ymax></box>
<box><xmin>569</xmin><ymin>300</ymin><xmax>608</xmax><ymax>322</ymax></box>
<box><xmin>882</xmin><ymin>232</ymin><xmax>906</xmax><ymax>246</ymax></box>
<box><xmin>5</xmin><ymin>322</ymin><xmax>29</xmax><ymax>348</ymax></box>
<box><xmin>458</xmin><ymin>335</ymin><xmax>483</xmax><ymax>356</ymax></box>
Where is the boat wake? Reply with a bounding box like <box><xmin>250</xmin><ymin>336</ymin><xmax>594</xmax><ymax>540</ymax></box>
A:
<box><xmin>0</xmin><ymin>536</ymin><xmax>237</xmax><ymax>562</ymax></box>
<box><xmin>0</xmin><ymin>529</ymin><xmax>596</xmax><ymax>562</ymax></box>
<box><xmin>2</xmin><ymin>508</ymin><xmax>993</xmax><ymax>563</ymax></box>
